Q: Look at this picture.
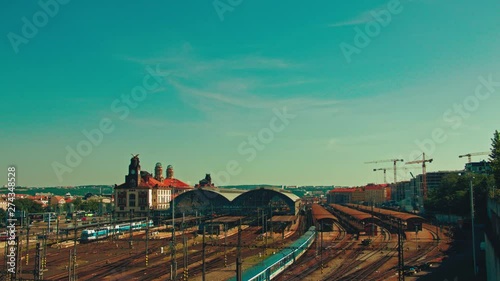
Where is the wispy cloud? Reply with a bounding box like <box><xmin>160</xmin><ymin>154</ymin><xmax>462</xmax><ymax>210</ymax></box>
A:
<box><xmin>263</xmin><ymin>79</ymin><xmax>320</xmax><ymax>88</ymax></box>
<box><xmin>121</xmin><ymin>44</ymin><xmax>341</xmax><ymax>121</ymax></box>
<box><xmin>328</xmin><ymin>11</ymin><xmax>374</xmax><ymax>27</ymax></box>
<box><xmin>120</xmin><ymin>53</ymin><xmax>292</xmax><ymax>75</ymax></box>
<box><xmin>169</xmin><ymin>76</ymin><xmax>339</xmax><ymax>111</ymax></box>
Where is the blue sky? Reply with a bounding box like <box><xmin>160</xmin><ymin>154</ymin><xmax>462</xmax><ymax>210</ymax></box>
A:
<box><xmin>1</xmin><ymin>0</ymin><xmax>499</xmax><ymax>187</ymax></box>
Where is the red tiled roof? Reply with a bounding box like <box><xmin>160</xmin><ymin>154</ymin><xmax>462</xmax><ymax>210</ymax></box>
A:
<box><xmin>124</xmin><ymin>176</ymin><xmax>192</xmax><ymax>189</ymax></box>
<box><xmin>139</xmin><ymin>176</ymin><xmax>168</xmax><ymax>188</ymax></box>
<box><xmin>330</xmin><ymin>188</ymin><xmax>356</xmax><ymax>193</ymax></box>
<box><xmin>163</xmin><ymin>178</ymin><xmax>192</xmax><ymax>189</ymax></box>
<box><xmin>364</xmin><ymin>184</ymin><xmax>389</xmax><ymax>190</ymax></box>
<box><xmin>27</xmin><ymin>195</ymin><xmax>49</xmax><ymax>200</ymax></box>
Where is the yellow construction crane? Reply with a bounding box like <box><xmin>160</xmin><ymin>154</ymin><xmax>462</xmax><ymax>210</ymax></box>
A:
<box><xmin>365</xmin><ymin>159</ymin><xmax>404</xmax><ymax>184</ymax></box>
<box><xmin>405</xmin><ymin>153</ymin><xmax>433</xmax><ymax>200</ymax></box>
<box><xmin>458</xmin><ymin>151</ymin><xmax>489</xmax><ymax>163</ymax></box>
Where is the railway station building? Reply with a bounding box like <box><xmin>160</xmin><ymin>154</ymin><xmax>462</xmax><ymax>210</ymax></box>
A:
<box><xmin>114</xmin><ymin>155</ymin><xmax>192</xmax><ymax>218</ymax></box>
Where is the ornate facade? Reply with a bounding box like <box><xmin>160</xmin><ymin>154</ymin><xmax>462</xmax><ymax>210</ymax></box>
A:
<box><xmin>114</xmin><ymin>155</ymin><xmax>192</xmax><ymax>218</ymax></box>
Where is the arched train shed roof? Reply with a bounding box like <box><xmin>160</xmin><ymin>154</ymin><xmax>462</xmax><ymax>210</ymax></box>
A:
<box><xmin>231</xmin><ymin>188</ymin><xmax>300</xmax><ymax>214</ymax></box>
<box><xmin>173</xmin><ymin>187</ymin><xmax>300</xmax><ymax>215</ymax></box>
<box><xmin>311</xmin><ymin>204</ymin><xmax>338</xmax><ymax>222</ymax></box>
<box><xmin>174</xmin><ymin>188</ymin><xmax>246</xmax><ymax>211</ymax></box>
<box><xmin>330</xmin><ymin>204</ymin><xmax>381</xmax><ymax>223</ymax></box>
<box><xmin>232</xmin><ymin>188</ymin><xmax>300</xmax><ymax>205</ymax></box>
<box><xmin>346</xmin><ymin>203</ymin><xmax>424</xmax><ymax>222</ymax></box>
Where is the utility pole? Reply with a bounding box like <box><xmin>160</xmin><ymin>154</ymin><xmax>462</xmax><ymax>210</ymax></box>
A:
<box><xmin>26</xmin><ymin>216</ymin><xmax>30</xmax><ymax>266</ymax></box>
<box><xmin>236</xmin><ymin>221</ymin><xmax>242</xmax><ymax>281</ymax></box>
<box><xmin>371</xmin><ymin>197</ymin><xmax>375</xmax><ymax>237</ymax></box>
<box><xmin>18</xmin><ymin>228</ymin><xmax>23</xmax><ymax>278</ymax></box>
<box><xmin>320</xmin><ymin>221</ymin><xmax>324</xmax><ymax>274</ymax></box>
<box><xmin>56</xmin><ymin>215</ymin><xmax>60</xmax><ymax>245</ymax></box>
<box><xmin>171</xmin><ymin>185</ymin><xmax>177</xmax><ymax>280</ymax></box>
<box><xmin>224</xmin><ymin>223</ymin><xmax>227</xmax><ymax>267</ymax></box>
<box><xmin>72</xmin><ymin>213</ymin><xmax>77</xmax><ymax>281</ymax></box>
<box><xmin>415</xmin><ymin>225</ymin><xmax>419</xmax><ymax>251</ymax></box>
<box><xmin>470</xmin><ymin>178</ymin><xmax>478</xmax><ymax>276</ymax></box>
<box><xmin>182</xmin><ymin>212</ymin><xmax>188</xmax><ymax>281</ymax></box>
<box><xmin>263</xmin><ymin>209</ymin><xmax>267</xmax><ymax>255</ymax></box>
<box><xmin>34</xmin><ymin>242</ymin><xmax>42</xmax><ymax>281</ymax></box>
<box><xmin>270</xmin><ymin>207</ymin><xmax>273</xmax><ymax>242</ymax></box>
<box><xmin>397</xmin><ymin>219</ymin><xmax>405</xmax><ymax>281</ymax></box>
<box><xmin>67</xmin><ymin>249</ymin><xmax>72</xmax><ymax>281</ymax></box>
<box><xmin>47</xmin><ymin>212</ymin><xmax>51</xmax><ymax>234</ymax></box>
<box><xmin>202</xmin><ymin>224</ymin><xmax>206</xmax><ymax>281</ymax></box>
<box><xmin>42</xmin><ymin>230</ymin><xmax>47</xmax><ymax>272</ymax></box>
<box><xmin>146</xmin><ymin>209</ymin><xmax>149</xmax><ymax>267</ymax></box>
<box><xmin>129</xmin><ymin>209</ymin><xmax>133</xmax><ymax>249</ymax></box>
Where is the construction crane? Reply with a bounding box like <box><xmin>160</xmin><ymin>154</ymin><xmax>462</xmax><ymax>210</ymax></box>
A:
<box><xmin>373</xmin><ymin>166</ymin><xmax>421</xmax><ymax>184</ymax></box>
<box><xmin>365</xmin><ymin>159</ymin><xmax>404</xmax><ymax>184</ymax></box>
<box><xmin>458</xmin><ymin>151</ymin><xmax>489</xmax><ymax>163</ymax></box>
<box><xmin>405</xmin><ymin>153</ymin><xmax>433</xmax><ymax>200</ymax></box>
<box><xmin>373</xmin><ymin>168</ymin><xmax>388</xmax><ymax>183</ymax></box>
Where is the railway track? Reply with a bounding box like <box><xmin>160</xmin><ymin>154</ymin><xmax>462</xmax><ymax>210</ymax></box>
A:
<box><xmin>321</xmin><ymin>227</ymin><xmax>393</xmax><ymax>281</ymax></box>
<box><xmin>4</xmin><ymin>218</ymin><xmax>306</xmax><ymax>281</ymax></box>
<box><xmin>370</xmin><ymin>224</ymin><xmax>443</xmax><ymax>280</ymax></box>
<box><xmin>276</xmin><ymin>222</ymin><xmax>349</xmax><ymax>281</ymax></box>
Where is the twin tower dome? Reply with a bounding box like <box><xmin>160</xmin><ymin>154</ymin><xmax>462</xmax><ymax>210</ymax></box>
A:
<box><xmin>154</xmin><ymin>162</ymin><xmax>174</xmax><ymax>181</ymax></box>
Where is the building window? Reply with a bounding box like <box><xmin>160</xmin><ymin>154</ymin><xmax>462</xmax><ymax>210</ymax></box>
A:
<box><xmin>138</xmin><ymin>191</ymin><xmax>148</xmax><ymax>207</ymax></box>
<box><xmin>120</xmin><ymin>206</ymin><xmax>124</xmax><ymax>210</ymax></box>
<box><xmin>118</xmin><ymin>192</ymin><xmax>127</xmax><ymax>207</ymax></box>
<box><xmin>129</xmin><ymin>194</ymin><xmax>136</xmax><ymax>207</ymax></box>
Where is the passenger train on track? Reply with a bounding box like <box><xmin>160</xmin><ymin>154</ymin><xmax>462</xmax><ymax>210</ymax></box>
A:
<box><xmin>229</xmin><ymin>226</ymin><xmax>316</xmax><ymax>281</ymax></box>
<box><xmin>80</xmin><ymin>220</ymin><xmax>153</xmax><ymax>242</ymax></box>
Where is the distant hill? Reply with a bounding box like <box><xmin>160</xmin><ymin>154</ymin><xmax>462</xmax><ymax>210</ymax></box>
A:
<box><xmin>220</xmin><ymin>185</ymin><xmax>280</xmax><ymax>190</ymax></box>
<box><xmin>9</xmin><ymin>185</ymin><xmax>113</xmax><ymax>196</ymax></box>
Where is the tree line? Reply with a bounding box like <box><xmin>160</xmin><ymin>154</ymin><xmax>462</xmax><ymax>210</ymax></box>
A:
<box><xmin>426</xmin><ymin>130</ymin><xmax>500</xmax><ymax>223</ymax></box>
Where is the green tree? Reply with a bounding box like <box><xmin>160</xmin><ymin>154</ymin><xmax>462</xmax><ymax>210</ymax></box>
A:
<box><xmin>13</xmin><ymin>198</ymin><xmax>44</xmax><ymax>213</ymax></box>
<box><xmin>425</xmin><ymin>173</ymin><xmax>493</xmax><ymax>223</ymax></box>
<box><xmin>81</xmin><ymin>199</ymin><xmax>99</xmax><ymax>213</ymax></box>
<box><xmin>72</xmin><ymin>197</ymin><xmax>83</xmax><ymax>210</ymax></box>
<box><xmin>490</xmin><ymin>130</ymin><xmax>500</xmax><ymax>190</ymax></box>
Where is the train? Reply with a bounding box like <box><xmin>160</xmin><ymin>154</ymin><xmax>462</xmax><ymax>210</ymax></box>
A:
<box><xmin>80</xmin><ymin>220</ymin><xmax>153</xmax><ymax>242</ymax></box>
<box><xmin>229</xmin><ymin>226</ymin><xmax>316</xmax><ymax>281</ymax></box>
